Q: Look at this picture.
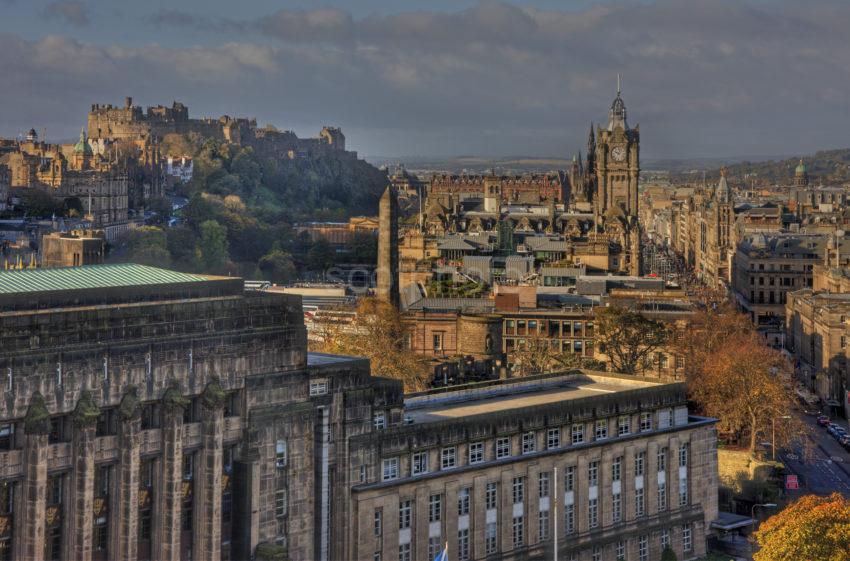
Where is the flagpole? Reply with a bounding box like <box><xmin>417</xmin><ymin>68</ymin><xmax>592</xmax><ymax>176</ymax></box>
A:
<box><xmin>553</xmin><ymin>466</ymin><xmax>559</xmax><ymax>561</ymax></box>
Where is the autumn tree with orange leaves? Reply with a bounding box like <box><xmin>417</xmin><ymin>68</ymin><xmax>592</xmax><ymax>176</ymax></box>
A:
<box><xmin>679</xmin><ymin>294</ymin><xmax>806</xmax><ymax>456</ymax></box>
<box><xmin>753</xmin><ymin>493</ymin><xmax>850</xmax><ymax>561</ymax></box>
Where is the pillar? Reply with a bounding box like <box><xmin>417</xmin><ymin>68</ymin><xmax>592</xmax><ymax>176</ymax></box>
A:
<box><xmin>195</xmin><ymin>381</ymin><xmax>225</xmax><ymax>561</ymax></box>
<box><xmin>156</xmin><ymin>385</ymin><xmax>187</xmax><ymax>561</ymax></box>
<box><xmin>19</xmin><ymin>392</ymin><xmax>50</xmax><ymax>561</ymax></box>
<box><xmin>114</xmin><ymin>389</ymin><xmax>141</xmax><ymax>561</ymax></box>
<box><xmin>69</xmin><ymin>391</ymin><xmax>99</xmax><ymax>561</ymax></box>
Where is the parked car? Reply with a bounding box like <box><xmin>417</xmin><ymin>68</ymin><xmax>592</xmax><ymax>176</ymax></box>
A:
<box><xmin>817</xmin><ymin>415</ymin><xmax>831</xmax><ymax>426</ymax></box>
<box><xmin>834</xmin><ymin>428</ymin><xmax>848</xmax><ymax>441</ymax></box>
<box><xmin>827</xmin><ymin>423</ymin><xmax>841</xmax><ymax>436</ymax></box>
<box><xmin>839</xmin><ymin>434</ymin><xmax>850</xmax><ymax>448</ymax></box>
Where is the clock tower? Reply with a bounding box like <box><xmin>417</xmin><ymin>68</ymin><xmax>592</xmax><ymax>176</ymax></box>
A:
<box><xmin>594</xmin><ymin>80</ymin><xmax>640</xmax><ymax>221</ymax></box>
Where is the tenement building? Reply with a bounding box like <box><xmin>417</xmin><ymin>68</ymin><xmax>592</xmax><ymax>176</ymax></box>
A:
<box><xmin>0</xmin><ymin>264</ymin><xmax>718</xmax><ymax>561</ymax></box>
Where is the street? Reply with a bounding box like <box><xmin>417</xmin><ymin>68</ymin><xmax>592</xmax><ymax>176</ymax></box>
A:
<box><xmin>779</xmin><ymin>412</ymin><xmax>850</xmax><ymax>498</ymax></box>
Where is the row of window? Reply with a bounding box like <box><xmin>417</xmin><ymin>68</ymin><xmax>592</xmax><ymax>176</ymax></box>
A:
<box><xmin>382</xmin><ymin>412</ymin><xmax>668</xmax><ymax>481</ymax></box>
<box><xmin>504</xmin><ymin>319</ymin><xmax>595</xmax><ymax>338</ymax></box>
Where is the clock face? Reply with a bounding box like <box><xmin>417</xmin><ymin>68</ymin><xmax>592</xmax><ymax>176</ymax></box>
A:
<box><xmin>611</xmin><ymin>146</ymin><xmax>626</xmax><ymax>162</ymax></box>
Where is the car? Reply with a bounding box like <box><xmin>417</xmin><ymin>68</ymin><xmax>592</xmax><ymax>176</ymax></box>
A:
<box><xmin>834</xmin><ymin>428</ymin><xmax>848</xmax><ymax>440</ymax></box>
<box><xmin>817</xmin><ymin>415</ymin><xmax>831</xmax><ymax>426</ymax></box>
<box><xmin>839</xmin><ymin>434</ymin><xmax>850</xmax><ymax>447</ymax></box>
<box><xmin>827</xmin><ymin>423</ymin><xmax>841</xmax><ymax>436</ymax></box>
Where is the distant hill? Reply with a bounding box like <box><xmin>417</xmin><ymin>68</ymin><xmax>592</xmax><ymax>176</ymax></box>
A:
<box><xmin>670</xmin><ymin>148</ymin><xmax>850</xmax><ymax>185</ymax></box>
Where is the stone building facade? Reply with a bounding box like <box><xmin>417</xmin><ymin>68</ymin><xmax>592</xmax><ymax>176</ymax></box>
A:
<box><xmin>40</xmin><ymin>230</ymin><xmax>106</xmax><ymax>268</ymax></box>
<box><xmin>0</xmin><ymin>264</ymin><xmax>717</xmax><ymax>561</ymax></box>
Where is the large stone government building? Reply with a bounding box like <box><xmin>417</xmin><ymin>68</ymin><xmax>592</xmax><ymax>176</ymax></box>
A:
<box><xmin>0</xmin><ymin>264</ymin><xmax>718</xmax><ymax>561</ymax></box>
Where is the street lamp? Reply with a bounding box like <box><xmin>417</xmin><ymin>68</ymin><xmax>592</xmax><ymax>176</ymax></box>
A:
<box><xmin>772</xmin><ymin>415</ymin><xmax>792</xmax><ymax>461</ymax></box>
<box><xmin>750</xmin><ymin>503</ymin><xmax>778</xmax><ymax>556</ymax></box>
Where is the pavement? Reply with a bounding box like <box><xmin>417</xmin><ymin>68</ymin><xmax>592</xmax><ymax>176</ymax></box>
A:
<box><xmin>778</xmin><ymin>411</ymin><xmax>850</xmax><ymax>498</ymax></box>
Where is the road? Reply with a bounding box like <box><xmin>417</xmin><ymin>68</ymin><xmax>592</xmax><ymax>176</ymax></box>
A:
<box><xmin>778</xmin><ymin>412</ymin><xmax>850</xmax><ymax>498</ymax></box>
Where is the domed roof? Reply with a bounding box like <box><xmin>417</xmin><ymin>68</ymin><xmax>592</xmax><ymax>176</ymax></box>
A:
<box><xmin>795</xmin><ymin>158</ymin><xmax>807</xmax><ymax>175</ymax></box>
<box><xmin>74</xmin><ymin>128</ymin><xmax>92</xmax><ymax>155</ymax></box>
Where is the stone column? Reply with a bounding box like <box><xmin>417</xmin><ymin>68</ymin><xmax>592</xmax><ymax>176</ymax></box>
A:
<box><xmin>156</xmin><ymin>384</ymin><xmax>187</xmax><ymax>561</ymax></box>
<box><xmin>114</xmin><ymin>388</ymin><xmax>141</xmax><ymax>561</ymax></box>
<box><xmin>195</xmin><ymin>380</ymin><xmax>225</xmax><ymax>561</ymax></box>
<box><xmin>19</xmin><ymin>392</ymin><xmax>50</xmax><ymax>561</ymax></box>
<box><xmin>232</xmin><ymin>447</ymin><xmax>261</xmax><ymax>561</ymax></box>
<box><xmin>70</xmin><ymin>391</ymin><xmax>100</xmax><ymax>561</ymax></box>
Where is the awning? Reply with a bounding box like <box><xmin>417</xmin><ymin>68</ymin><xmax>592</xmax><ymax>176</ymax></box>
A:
<box><xmin>711</xmin><ymin>512</ymin><xmax>754</xmax><ymax>532</ymax></box>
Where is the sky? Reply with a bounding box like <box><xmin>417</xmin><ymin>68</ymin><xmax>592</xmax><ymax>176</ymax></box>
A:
<box><xmin>1</xmin><ymin>0</ymin><xmax>848</xmax><ymax>160</ymax></box>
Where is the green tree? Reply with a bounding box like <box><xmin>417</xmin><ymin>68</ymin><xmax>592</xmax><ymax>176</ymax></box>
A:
<box><xmin>660</xmin><ymin>546</ymin><xmax>677</xmax><ymax>561</ymax></box>
<box><xmin>595</xmin><ymin>306</ymin><xmax>669</xmax><ymax>375</ymax></box>
<box><xmin>146</xmin><ymin>196</ymin><xmax>172</xmax><ymax>226</ymax></box>
<box><xmin>345</xmin><ymin>231</ymin><xmax>378</xmax><ymax>264</ymax></box>
<box><xmin>117</xmin><ymin>227</ymin><xmax>171</xmax><ymax>267</ymax></box>
<box><xmin>165</xmin><ymin>227</ymin><xmax>199</xmax><ymax>270</ymax></box>
<box><xmin>199</xmin><ymin>220</ymin><xmax>229</xmax><ymax>272</ymax></box>
<box><xmin>307</xmin><ymin>238</ymin><xmax>335</xmax><ymax>272</ymax></box>
<box><xmin>258</xmin><ymin>249</ymin><xmax>297</xmax><ymax>284</ymax></box>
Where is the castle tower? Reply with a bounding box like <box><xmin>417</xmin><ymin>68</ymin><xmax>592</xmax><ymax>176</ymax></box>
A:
<box><xmin>377</xmin><ymin>186</ymin><xmax>399</xmax><ymax>306</ymax></box>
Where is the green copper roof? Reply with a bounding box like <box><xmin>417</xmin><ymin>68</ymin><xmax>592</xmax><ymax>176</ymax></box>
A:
<box><xmin>796</xmin><ymin>159</ymin><xmax>807</xmax><ymax>174</ymax></box>
<box><xmin>0</xmin><ymin>264</ymin><xmax>212</xmax><ymax>295</ymax></box>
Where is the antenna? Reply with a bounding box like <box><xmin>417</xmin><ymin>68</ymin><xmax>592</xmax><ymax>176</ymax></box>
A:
<box><xmin>617</xmin><ymin>73</ymin><xmax>621</xmax><ymax>95</ymax></box>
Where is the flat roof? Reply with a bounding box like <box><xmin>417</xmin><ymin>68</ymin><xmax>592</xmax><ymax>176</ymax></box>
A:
<box><xmin>0</xmin><ymin>263</ymin><xmax>212</xmax><ymax>294</ymax></box>
<box><xmin>404</xmin><ymin>373</ymin><xmax>664</xmax><ymax>424</ymax></box>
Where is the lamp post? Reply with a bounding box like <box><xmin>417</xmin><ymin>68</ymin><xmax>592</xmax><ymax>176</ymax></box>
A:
<box><xmin>750</xmin><ymin>503</ymin><xmax>777</xmax><ymax>556</ymax></box>
<box><xmin>771</xmin><ymin>415</ymin><xmax>792</xmax><ymax>461</ymax></box>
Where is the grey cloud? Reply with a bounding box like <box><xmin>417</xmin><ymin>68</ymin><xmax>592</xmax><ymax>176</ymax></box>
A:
<box><xmin>41</xmin><ymin>1</ymin><xmax>89</xmax><ymax>27</ymax></box>
<box><xmin>5</xmin><ymin>0</ymin><xmax>850</xmax><ymax>159</ymax></box>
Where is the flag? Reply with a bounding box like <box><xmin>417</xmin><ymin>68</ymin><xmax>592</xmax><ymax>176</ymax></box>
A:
<box><xmin>432</xmin><ymin>541</ymin><xmax>448</xmax><ymax>561</ymax></box>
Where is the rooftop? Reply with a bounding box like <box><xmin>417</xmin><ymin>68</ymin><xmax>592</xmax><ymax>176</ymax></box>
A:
<box><xmin>404</xmin><ymin>371</ymin><xmax>665</xmax><ymax>424</ymax></box>
<box><xmin>0</xmin><ymin>263</ymin><xmax>212</xmax><ymax>295</ymax></box>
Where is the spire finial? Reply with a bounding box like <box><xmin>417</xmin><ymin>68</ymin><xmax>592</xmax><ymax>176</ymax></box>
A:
<box><xmin>617</xmin><ymin>73</ymin><xmax>621</xmax><ymax>96</ymax></box>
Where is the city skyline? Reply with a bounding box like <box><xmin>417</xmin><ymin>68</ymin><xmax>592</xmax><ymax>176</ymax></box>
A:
<box><xmin>2</xmin><ymin>0</ymin><xmax>850</xmax><ymax>159</ymax></box>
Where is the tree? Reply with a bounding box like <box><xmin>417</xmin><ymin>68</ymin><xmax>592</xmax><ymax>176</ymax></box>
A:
<box><xmin>510</xmin><ymin>331</ymin><xmax>603</xmax><ymax>377</ymax></box>
<box><xmin>753</xmin><ymin>493</ymin><xmax>850</xmax><ymax>561</ymax></box>
<box><xmin>199</xmin><ymin>220</ymin><xmax>229</xmax><ymax>272</ymax></box>
<box><xmin>115</xmin><ymin>227</ymin><xmax>171</xmax><ymax>267</ymax></box>
<box><xmin>595</xmin><ymin>306</ymin><xmax>669</xmax><ymax>375</ymax></box>
<box><xmin>258</xmin><ymin>249</ymin><xmax>297</xmax><ymax>284</ymax></box>
<box><xmin>688</xmin><ymin>329</ymin><xmax>800</xmax><ymax>455</ymax></box>
<box><xmin>345</xmin><ymin>231</ymin><xmax>378</xmax><ymax>264</ymax></box>
<box><xmin>307</xmin><ymin>238</ymin><xmax>335</xmax><ymax>272</ymax></box>
<box><xmin>165</xmin><ymin>227</ymin><xmax>199</xmax><ymax>270</ymax></box>
<box><xmin>660</xmin><ymin>547</ymin><xmax>678</xmax><ymax>561</ymax></box>
<box><xmin>313</xmin><ymin>298</ymin><xmax>430</xmax><ymax>392</ymax></box>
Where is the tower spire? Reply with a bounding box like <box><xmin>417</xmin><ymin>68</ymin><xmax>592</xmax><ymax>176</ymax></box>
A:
<box><xmin>617</xmin><ymin>73</ymin><xmax>621</xmax><ymax>96</ymax></box>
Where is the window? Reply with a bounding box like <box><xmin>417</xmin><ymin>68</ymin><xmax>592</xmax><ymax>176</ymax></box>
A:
<box><xmin>658</xmin><ymin>447</ymin><xmax>667</xmax><ymax>472</ymax></box>
<box><xmin>571</xmin><ymin>423</ymin><xmax>584</xmax><ymax>444</ymax></box>
<box><xmin>458</xmin><ymin>487</ymin><xmax>470</xmax><ymax>516</ymax></box>
<box><xmin>373</xmin><ymin>412</ymin><xmax>386</xmax><ymax>430</ymax></box>
<box><xmin>595</xmin><ymin>419</ymin><xmax>608</xmax><ymax>440</ymax></box>
<box><xmin>661</xmin><ymin>528</ymin><xmax>670</xmax><ymax>550</ymax></box>
<box><xmin>588</xmin><ymin>460</ymin><xmax>599</xmax><ymax>487</ymax></box>
<box><xmin>522</xmin><ymin>432</ymin><xmax>535</xmax><ymax>454</ymax></box>
<box><xmin>398</xmin><ymin>543</ymin><xmax>411</xmax><ymax>561</ymax></box>
<box><xmin>658</xmin><ymin>482</ymin><xmax>667</xmax><ymax>511</ymax></box>
<box><xmin>512</xmin><ymin>515</ymin><xmax>524</xmax><ymax>547</ymax></box>
<box><xmin>432</xmin><ymin>333</ymin><xmax>444</xmax><ymax>351</ymax></box>
<box><xmin>412</xmin><ymin>451</ymin><xmax>429</xmax><ymax>475</ymax></box>
<box><xmin>512</xmin><ymin>476</ymin><xmax>525</xmax><ymax>504</ymax></box>
<box><xmin>485</xmin><ymin>482</ymin><xmax>498</xmax><ymax>510</ymax></box>
<box><xmin>94</xmin><ymin>515</ymin><xmax>108</xmax><ymax>552</ymax></box>
<box><xmin>639</xmin><ymin>535</ymin><xmax>648</xmax><ymax>561</ymax></box>
<box><xmin>469</xmin><ymin>442</ymin><xmax>484</xmax><ymax>464</ymax></box>
<box><xmin>635</xmin><ymin>487</ymin><xmax>645</xmax><ymax>517</ymax></box>
<box><xmin>496</xmin><ymin>437</ymin><xmax>511</xmax><ymax>459</ymax></box>
<box><xmin>618</xmin><ymin>415</ymin><xmax>630</xmax><ymax>436</ymax></box>
<box><xmin>399</xmin><ymin>500</ymin><xmax>411</xmax><ymax>529</ymax></box>
<box><xmin>441</xmin><ymin>447</ymin><xmax>456</xmax><ymax>469</ymax></box>
<box><xmin>640</xmin><ymin>412</ymin><xmax>652</xmax><ymax>432</ymax></box>
<box><xmin>309</xmin><ymin>379</ymin><xmax>328</xmax><ymax>396</ymax></box>
<box><xmin>275</xmin><ymin>440</ymin><xmax>287</xmax><ymax>469</ymax></box>
<box><xmin>275</xmin><ymin>489</ymin><xmax>287</xmax><ymax>518</ymax></box>
<box><xmin>374</xmin><ymin>554</ymin><xmax>381</xmax><ymax>561</ymax></box>
<box><xmin>679</xmin><ymin>476</ymin><xmax>689</xmax><ymax>506</ymax></box>
<box><xmin>564</xmin><ymin>466</ymin><xmax>575</xmax><ymax>491</ymax></box>
<box><xmin>429</xmin><ymin>494</ymin><xmax>442</xmax><ymax>522</ymax></box>
<box><xmin>485</xmin><ymin>522</ymin><xmax>498</xmax><ymax>554</ymax></box>
<box><xmin>382</xmin><ymin>457</ymin><xmax>399</xmax><ymax>481</ymax></box>
<box><xmin>588</xmin><ymin>497</ymin><xmax>598</xmax><ymax>528</ymax></box>
<box><xmin>683</xmin><ymin>524</ymin><xmax>693</xmax><ymax>552</ymax></box>
<box><xmin>538</xmin><ymin>472</ymin><xmax>550</xmax><ymax>498</ymax></box>
<box><xmin>635</xmin><ymin>451</ymin><xmax>645</xmax><ymax>476</ymax></box>
<box><xmin>539</xmin><ymin>509</ymin><xmax>550</xmax><ymax>541</ymax></box>
<box><xmin>592</xmin><ymin>546</ymin><xmax>602</xmax><ymax>561</ymax></box>
<box><xmin>374</xmin><ymin>509</ymin><xmax>382</xmax><ymax>536</ymax></box>
<box><xmin>564</xmin><ymin>503</ymin><xmax>575</xmax><ymax>534</ymax></box>
<box><xmin>546</xmin><ymin>428</ymin><xmax>560</xmax><ymax>449</ymax></box>
<box><xmin>616</xmin><ymin>540</ymin><xmax>626</xmax><ymax>561</ymax></box>
<box><xmin>359</xmin><ymin>465</ymin><xmax>366</xmax><ymax>483</ymax></box>
<box><xmin>613</xmin><ymin>456</ymin><xmax>622</xmax><ymax>481</ymax></box>
<box><xmin>458</xmin><ymin>528</ymin><xmax>470</xmax><ymax>561</ymax></box>
<box><xmin>612</xmin><ymin>490</ymin><xmax>622</xmax><ymax>523</ymax></box>
<box><xmin>0</xmin><ymin>423</ymin><xmax>14</xmax><ymax>451</ymax></box>
<box><xmin>679</xmin><ymin>443</ymin><xmax>689</xmax><ymax>467</ymax></box>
